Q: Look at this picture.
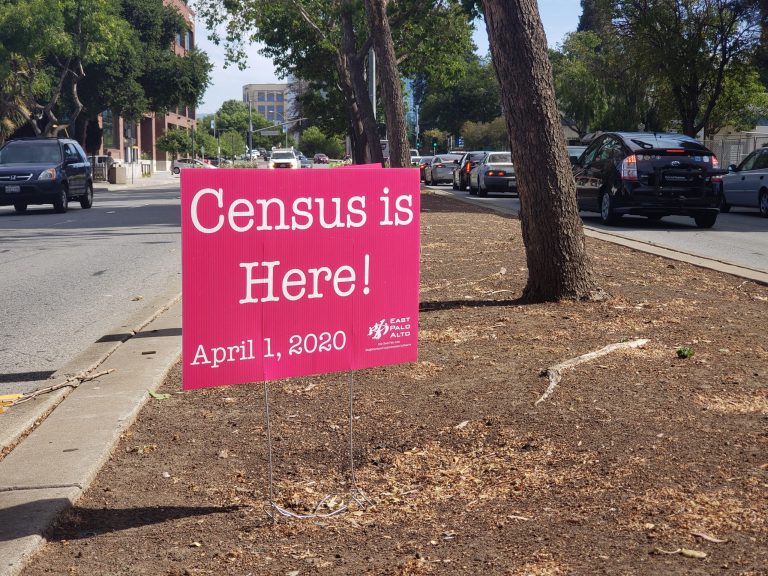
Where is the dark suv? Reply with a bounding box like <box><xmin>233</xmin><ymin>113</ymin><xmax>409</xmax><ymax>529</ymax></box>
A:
<box><xmin>0</xmin><ymin>137</ymin><xmax>93</xmax><ymax>213</ymax></box>
<box><xmin>452</xmin><ymin>151</ymin><xmax>488</xmax><ymax>191</ymax></box>
<box><xmin>572</xmin><ymin>132</ymin><xmax>725</xmax><ymax>228</ymax></box>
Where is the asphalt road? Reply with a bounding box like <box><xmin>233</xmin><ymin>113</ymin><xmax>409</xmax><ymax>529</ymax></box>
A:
<box><xmin>429</xmin><ymin>185</ymin><xmax>768</xmax><ymax>274</ymax></box>
<box><xmin>0</xmin><ymin>185</ymin><xmax>182</xmax><ymax>395</ymax></box>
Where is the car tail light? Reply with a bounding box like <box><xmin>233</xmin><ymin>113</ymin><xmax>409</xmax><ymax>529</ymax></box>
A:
<box><xmin>621</xmin><ymin>154</ymin><xmax>638</xmax><ymax>181</ymax></box>
<box><xmin>435</xmin><ymin>163</ymin><xmax>445</xmax><ymax>168</ymax></box>
<box><xmin>486</xmin><ymin>170</ymin><xmax>506</xmax><ymax>177</ymax></box>
<box><xmin>465</xmin><ymin>163</ymin><xmax>472</xmax><ymax>173</ymax></box>
<box><xmin>711</xmin><ymin>155</ymin><xmax>722</xmax><ymax>182</ymax></box>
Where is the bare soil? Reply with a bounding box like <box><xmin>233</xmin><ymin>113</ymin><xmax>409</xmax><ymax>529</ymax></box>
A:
<box><xmin>23</xmin><ymin>192</ymin><xmax>767</xmax><ymax>575</ymax></box>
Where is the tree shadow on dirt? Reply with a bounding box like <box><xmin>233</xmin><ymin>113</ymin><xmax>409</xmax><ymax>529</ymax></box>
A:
<box><xmin>420</xmin><ymin>298</ymin><xmax>525</xmax><ymax>312</ymax></box>
<box><xmin>42</xmin><ymin>504</ymin><xmax>244</xmax><ymax>541</ymax></box>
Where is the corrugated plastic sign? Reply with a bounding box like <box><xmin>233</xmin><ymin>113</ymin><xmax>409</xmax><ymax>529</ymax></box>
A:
<box><xmin>181</xmin><ymin>168</ymin><xmax>420</xmax><ymax>389</ymax></box>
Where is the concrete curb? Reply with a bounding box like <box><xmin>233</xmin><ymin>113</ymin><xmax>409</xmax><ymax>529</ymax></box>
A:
<box><xmin>0</xmin><ymin>282</ymin><xmax>181</xmax><ymax>455</ymax></box>
<box><xmin>0</xmin><ymin>299</ymin><xmax>182</xmax><ymax>576</ymax></box>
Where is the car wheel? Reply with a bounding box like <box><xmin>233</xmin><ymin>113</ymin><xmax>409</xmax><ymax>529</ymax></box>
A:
<box><xmin>694</xmin><ymin>212</ymin><xmax>718</xmax><ymax>228</ymax></box>
<box><xmin>53</xmin><ymin>187</ymin><xmax>68</xmax><ymax>213</ymax></box>
<box><xmin>468</xmin><ymin>177</ymin><xmax>477</xmax><ymax>196</ymax></box>
<box><xmin>599</xmin><ymin>187</ymin><xmax>619</xmax><ymax>225</ymax></box>
<box><xmin>14</xmin><ymin>202</ymin><xmax>27</xmax><ymax>213</ymax></box>
<box><xmin>452</xmin><ymin>177</ymin><xmax>458</xmax><ymax>190</ymax></box>
<box><xmin>478</xmin><ymin>177</ymin><xmax>488</xmax><ymax>197</ymax></box>
<box><xmin>426</xmin><ymin>172</ymin><xmax>432</xmax><ymax>185</ymax></box>
<box><xmin>759</xmin><ymin>189</ymin><xmax>768</xmax><ymax>218</ymax></box>
<box><xmin>80</xmin><ymin>183</ymin><xmax>94</xmax><ymax>209</ymax></box>
<box><xmin>172</xmin><ymin>167</ymin><xmax>180</xmax><ymax>175</ymax></box>
<box><xmin>719</xmin><ymin>195</ymin><xmax>731</xmax><ymax>213</ymax></box>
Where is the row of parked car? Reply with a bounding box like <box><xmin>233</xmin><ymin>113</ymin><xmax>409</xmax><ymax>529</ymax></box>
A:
<box><xmin>421</xmin><ymin>132</ymin><xmax>768</xmax><ymax>228</ymax></box>
<box><xmin>419</xmin><ymin>151</ymin><xmax>518</xmax><ymax>197</ymax></box>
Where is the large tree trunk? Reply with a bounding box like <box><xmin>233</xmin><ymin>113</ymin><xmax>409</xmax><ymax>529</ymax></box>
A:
<box><xmin>483</xmin><ymin>0</ymin><xmax>605</xmax><ymax>302</ymax></box>
<box><xmin>363</xmin><ymin>0</ymin><xmax>409</xmax><ymax>168</ymax></box>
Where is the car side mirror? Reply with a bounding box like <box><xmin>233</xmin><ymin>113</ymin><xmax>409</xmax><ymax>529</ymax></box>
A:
<box><xmin>728</xmin><ymin>164</ymin><xmax>737</xmax><ymax>172</ymax></box>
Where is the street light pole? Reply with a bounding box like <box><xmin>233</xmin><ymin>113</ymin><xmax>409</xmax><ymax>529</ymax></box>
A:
<box><xmin>247</xmin><ymin>99</ymin><xmax>253</xmax><ymax>158</ymax></box>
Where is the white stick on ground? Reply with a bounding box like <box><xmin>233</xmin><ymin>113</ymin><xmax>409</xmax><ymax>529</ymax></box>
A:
<box><xmin>535</xmin><ymin>339</ymin><xmax>649</xmax><ymax>405</ymax></box>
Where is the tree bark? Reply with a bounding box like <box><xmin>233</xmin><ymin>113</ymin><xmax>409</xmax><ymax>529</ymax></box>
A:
<box><xmin>482</xmin><ymin>0</ymin><xmax>605</xmax><ymax>302</ymax></box>
<box><xmin>341</xmin><ymin>7</ymin><xmax>383</xmax><ymax>164</ymax></box>
<box><xmin>363</xmin><ymin>0</ymin><xmax>409</xmax><ymax>168</ymax></box>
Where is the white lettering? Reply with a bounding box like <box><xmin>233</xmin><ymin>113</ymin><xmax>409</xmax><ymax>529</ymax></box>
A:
<box><xmin>191</xmin><ymin>188</ymin><xmax>224</xmax><ymax>234</ymax></box>
<box><xmin>239</xmin><ymin>261</ymin><xmax>281</xmax><ymax>303</ymax></box>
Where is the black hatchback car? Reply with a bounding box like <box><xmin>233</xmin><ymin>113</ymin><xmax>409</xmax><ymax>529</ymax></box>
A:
<box><xmin>572</xmin><ymin>132</ymin><xmax>725</xmax><ymax>228</ymax></box>
<box><xmin>0</xmin><ymin>137</ymin><xmax>93</xmax><ymax>214</ymax></box>
<box><xmin>452</xmin><ymin>151</ymin><xmax>488</xmax><ymax>191</ymax></box>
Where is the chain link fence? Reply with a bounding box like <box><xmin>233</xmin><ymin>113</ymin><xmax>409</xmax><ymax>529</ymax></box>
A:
<box><xmin>704</xmin><ymin>134</ymin><xmax>768</xmax><ymax>168</ymax></box>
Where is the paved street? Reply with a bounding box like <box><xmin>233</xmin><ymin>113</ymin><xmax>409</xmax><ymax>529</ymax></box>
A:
<box><xmin>429</xmin><ymin>186</ymin><xmax>768</xmax><ymax>274</ymax></box>
<box><xmin>0</xmin><ymin>183</ymin><xmax>182</xmax><ymax>395</ymax></box>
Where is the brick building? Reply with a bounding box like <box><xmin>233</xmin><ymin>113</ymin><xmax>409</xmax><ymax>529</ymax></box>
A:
<box><xmin>100</xmin><ymin>0</ymin><xmax>197</xmax><ymax>172</ymax></box>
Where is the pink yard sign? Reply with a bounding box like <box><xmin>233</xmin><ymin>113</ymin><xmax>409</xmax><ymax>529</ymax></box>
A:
<box><xmin>181</xmin><ymin>168</ymin><xmax>420</xmax><ymax>390</ymax></box>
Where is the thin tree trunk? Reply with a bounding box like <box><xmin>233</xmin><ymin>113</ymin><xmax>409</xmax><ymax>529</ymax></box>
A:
<box><xmin>341</xmin><ymin>7</ymin><xmax>383</xmax><ymax>164</ymax></box>
<box><xmin>483</xmin><ymin>0</ymin><xmax>605</xmax><ymax>302</ymax></box>
<box><xmin>363</xmin><ymin>0</ymin><xmax>409</xmax><ymax>168</ymax></box>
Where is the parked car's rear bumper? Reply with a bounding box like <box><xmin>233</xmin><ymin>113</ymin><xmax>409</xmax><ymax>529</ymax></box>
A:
<box><xmin>614</xmin><ymin>183</ymin><xmax>722</xmax><ymax>216</ymax></box>
<box><xmin>484</xmin><ymin>175</ymin><xmax>517</xmax><ymax>192</ymax></box>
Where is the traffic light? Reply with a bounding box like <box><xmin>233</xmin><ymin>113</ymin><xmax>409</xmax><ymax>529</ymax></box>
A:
<box><xmin>431</xmin><ymin>136</ymin><xmax>437</xmax><ymax>151</ymax></box>
<box><xmin>416</xmin><ymin>140</ymin><xmax>421</xmax><ymax>149</ymax></box>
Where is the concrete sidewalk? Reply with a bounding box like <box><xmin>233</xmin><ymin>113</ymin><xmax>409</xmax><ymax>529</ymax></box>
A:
<box><xmin>93</xmin><ymin>166</ymin><xmax>180</xmax><ymax>192</ymax></box>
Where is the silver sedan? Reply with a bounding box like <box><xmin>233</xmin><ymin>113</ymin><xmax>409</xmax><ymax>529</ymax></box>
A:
<box><xmin>468</xmin><ymin>152</ymin><xmax>516</xmax><ymax>197</ymax></box>
<box><xmin>425</xmin><ymin>154</ymin><xmax>463</xmax><ymax>185</ymax></box>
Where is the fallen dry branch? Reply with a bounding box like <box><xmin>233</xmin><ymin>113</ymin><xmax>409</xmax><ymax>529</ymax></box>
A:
<box><xmin>9</xmin><ymin>369</ymin><xmax>116</xmax><ymax>407</ymax></box>
<box><xmin>535</xmin><ymin>339</ymin><xmax>649</xmax><ymax>405</ymax></box>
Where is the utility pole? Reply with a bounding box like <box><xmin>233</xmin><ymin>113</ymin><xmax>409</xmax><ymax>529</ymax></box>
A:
<box><xmin>368</xmin><ymin>47</ymin><xmax>376</xmax><ymax>120</ymax></box>
<box><xmin>247</xmin><ymin>99</ymin><xmax>253</xmax><ymax>157</ymax></box>
<box><xmin>414</xmin><ymin>105</ymin><xmax>419</xmax><ymax>148</ymax></box>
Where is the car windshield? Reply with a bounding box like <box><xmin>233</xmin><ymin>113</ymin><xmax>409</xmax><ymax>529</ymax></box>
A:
<box><xmin>272</xmin><ymin>151</ymin><xmax>294</xmax><ymax>160</ymax></box>
<box><xmin>488</xmin><ymin>153</ymin><xmax>511</xmax><ymax>163</ymax></box>
<box><xmin>628</xmin><ymin>135</ymin><xmax>707</xmax><ymax>152</ymax></box>
<box><xmin>0</xmin><ymin>141</ymin><xmax>62</xmax><ymax>164</ymax></box>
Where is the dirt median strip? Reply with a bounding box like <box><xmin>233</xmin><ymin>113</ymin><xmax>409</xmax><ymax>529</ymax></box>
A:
<box><xmin>17</xmin><ymin>192</ymin><xmax>768</xmax><ymax>575</ymax></box>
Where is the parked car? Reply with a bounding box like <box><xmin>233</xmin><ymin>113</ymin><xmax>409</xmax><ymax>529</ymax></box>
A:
<box><xmin>468</xmin><ymin>152</ymin><xmax>516</xmax><ymax>197</ymax></box>
<box><xmin>313</xmin><ymin>153</ymin><xmax>329</xmax><ymax>164</ymax></box>
<box><xmin>171</xmin><ymin>158</ymin><xmax>217</xmax><ymax>174</ymax></box>
<box><xmin>424</xmin><ymin>153</ymin><xmax>463</xmax><ymax>185</ymax></box>
<box><xmin>296</xmin><ymin>152</ymin><xmax>312</xmax><ymax>168</ymax></box>
<box><xmin>572</xmin><ymin>132</ymin><xmax>725</xmax><ymax>228</ymax></box>
<box><xmin>567</xmin><ymin>145</ymin><xmax>587</xmax><ymax>163</ymax></box>
<box><xmin>418</xmin><ymin>156</ymin><xmax>434</xmax><ymax>182</ymax></box>
<box><xmin>720</xmin><ymin>146</ymin><xmax>768</xmax><ymax>217</ymax></box>
<box><xmin>452</xmin><ymin>151</ymin><xmax>488</xmax><ymax>191</ymax></box>
<box><xmin>0</xmin><ymin>137</ymin><xmax>93</xmax><ymax>213</ymax></box>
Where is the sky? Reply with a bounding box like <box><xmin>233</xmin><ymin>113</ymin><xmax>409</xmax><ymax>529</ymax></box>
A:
<box><xmin>194</xmin><ymin>1</ymin><xmax>583</xmax><ymax>115</ymax></box>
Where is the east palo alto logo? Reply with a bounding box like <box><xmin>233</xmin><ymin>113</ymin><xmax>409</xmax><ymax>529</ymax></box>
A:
<box><xmin>367</xmin><ymin>316</ymin><xmax>413</xmax><ymax>350</ymax></box>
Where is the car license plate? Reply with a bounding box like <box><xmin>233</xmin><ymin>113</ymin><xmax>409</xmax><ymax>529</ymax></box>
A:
<box><xmin>508</xmin><ymin>181</ymin><xmax>515</xmax><ymax>187</ymax></box>
<box><xmin>4</xmin><ymin>185</ymin><xmax>20</xmax><ymax>193</ymax></box>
